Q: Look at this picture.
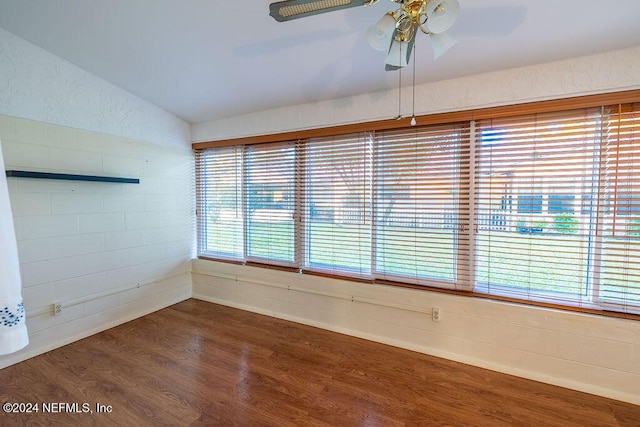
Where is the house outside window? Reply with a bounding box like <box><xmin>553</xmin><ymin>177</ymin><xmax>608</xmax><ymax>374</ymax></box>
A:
<box><xmin>517</xmin><ymin>194</ymin><xmax>543</xmax><ymax>214</ymax></box>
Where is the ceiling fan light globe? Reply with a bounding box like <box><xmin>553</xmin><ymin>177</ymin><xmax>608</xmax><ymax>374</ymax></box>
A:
<box><xmin>366</xmin><ymin>13</ymin><xmax>396</xmax><ymax>51</ymax></box>
<box><xmin>430</xmin><ymin>31</ymin><xmax>458</xmax><ymax>59</ymax></box>
<box><xmin>425</xmin><ymin>0</ymin><xmax>460</xmax><ymax>34</ymax></box>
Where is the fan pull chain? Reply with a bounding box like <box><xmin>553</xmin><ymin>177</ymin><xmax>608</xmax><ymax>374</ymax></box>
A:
<box><xmin>396</xmin><ymin>42</ymin><xmax>402</xmax><ymax>120</ymax></box>
<box><xmin>411</xmin><ymin>43</ymin><xmax>417</xmax><ymax>126</ymax></box>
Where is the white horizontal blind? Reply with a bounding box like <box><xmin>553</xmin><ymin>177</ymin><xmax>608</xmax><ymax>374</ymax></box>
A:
<box><xmin>304</xmin><ymin>133</ymin><xmax>373</xmax><ymax>278</ymax></box>
<box><xmin>195</xmin><ymin>97</ymin><xmax>640</xmax><ymax>316</ymax></box>
<box><xmin>374</xmin><ymin>124</ymin><xmax>470</xmax><ymax>288</ymax></box>
<box><xmin>474</xmin><ymin>109</ymin><xmax>603</xmax><ymax>307</ymax></box>
<box><xmin>245</xmin><ymin>142</ymin><xmax>297</xmax><ymax>266</ymax></box>
<box><xmin>599</xmin><ymin>103</ymin><xmax>640</xmax><ymax>313</ymax></box>
<box><xmin>196</xmin><ymin>147</ymin><xmax>244</xmax><ymax>260</ymax></box>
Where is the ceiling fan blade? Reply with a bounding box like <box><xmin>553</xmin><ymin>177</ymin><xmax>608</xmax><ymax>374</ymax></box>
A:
<box><xmin>384</xmin><ymin>30</ymin><xmax>416</xmax><ymax>72</ymax></box>
<box><xmin>269</xmin><ymin>0</ymin><xmax>374</xmax><ymax>22</ymax></box>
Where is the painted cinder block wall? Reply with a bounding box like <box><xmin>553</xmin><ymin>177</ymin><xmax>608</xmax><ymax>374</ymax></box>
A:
<box><xmin>0</xmin><ymin>28</ymin><xmax>193</xmax><ymax>368</ymax></box>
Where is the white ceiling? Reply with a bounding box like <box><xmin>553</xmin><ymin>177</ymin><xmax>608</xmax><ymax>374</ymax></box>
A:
<box><xmin>0</xmin><ymin>0</ymin><xmax>639</xmax><ymax>124</ymax></box>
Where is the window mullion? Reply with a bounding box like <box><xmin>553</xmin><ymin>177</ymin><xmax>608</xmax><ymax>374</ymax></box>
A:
<box><xmin>466</xmin><ymin>120</ymin><xmax>477</xmax><ymax>290</ymax></box>
<box><xmin>370</xmin><ymin>132</ymin><xmax>377</xmax><ymax>280</ymax></box>
<box><xmin>295</xmin><ymin>139</ymin><xmax>305</xmax><ymax>270</ymax></box>
<box><xmin>589</xmin><ymin>107</ymin><xmax>607</xmax><ymax>305</ymax></box>
<box><xmin>452</xmin><ymin>124</ymin><xmax>472</xmax><ymax>291</ymax></box>
<box><xmin>195</xmin><ymin>151</ymin><xmax>204</xmax><ymax>254</ymax></box>
<box><xmin>242</xmin><ymin>145</ymin><xmax>249</xmax><ymax>262</ymax></box>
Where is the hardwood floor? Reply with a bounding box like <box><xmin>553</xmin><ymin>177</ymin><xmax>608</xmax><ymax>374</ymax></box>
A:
<box><xmin>1</xmin><ymin>299</ymin><xmax>638</xmax><ymax>426</ymax></box>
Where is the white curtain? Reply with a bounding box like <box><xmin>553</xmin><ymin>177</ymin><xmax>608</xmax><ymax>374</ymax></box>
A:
<box><xmin>0</xmin><ymin>139</ymin><xmax>28</xmax><ymax>355</ymax></box>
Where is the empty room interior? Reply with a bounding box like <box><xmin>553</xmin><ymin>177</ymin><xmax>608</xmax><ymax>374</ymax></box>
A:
<box><xmin>1</xmin><ymin>0</ymin><xmax>640</xmax><ymax>425</ymax></box>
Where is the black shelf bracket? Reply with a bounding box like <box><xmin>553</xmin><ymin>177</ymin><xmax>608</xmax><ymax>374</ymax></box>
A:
<box><xmin>5</xmin><ymin>170</ymin><xmax>140</xmax><ymax>184</ymax></box>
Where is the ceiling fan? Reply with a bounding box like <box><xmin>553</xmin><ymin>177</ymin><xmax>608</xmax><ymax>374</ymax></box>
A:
<box><xmin>269</xmin><ymin>0</ymin><xmax>460</xmax><ymax>71</ymax></box>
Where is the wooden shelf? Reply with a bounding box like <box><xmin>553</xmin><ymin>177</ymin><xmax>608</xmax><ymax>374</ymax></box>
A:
<box><xmin>5</xmin><ymin>170</ymin><xmax>139</xmax><ymax>184</ymax></box>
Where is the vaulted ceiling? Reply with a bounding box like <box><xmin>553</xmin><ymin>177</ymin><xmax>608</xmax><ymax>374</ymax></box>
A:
<box><xmin>1</xmin><ymin>0</ymin><xmax>639</xmax><ymax>124</ymax></box>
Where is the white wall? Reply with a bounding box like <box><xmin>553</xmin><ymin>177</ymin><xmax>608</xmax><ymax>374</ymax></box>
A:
<box><xmin>0</xmin><ymin>28</ymin><xmax>193</xmax><ymax>368</ymax></box>
<box><xmin>192</xmin><ymin>46</ymin><xmax>640</xmax><ymax>142</ymax></box>
<box><xmin>0</xmin><ymin>118</ymin><xmax>193</xmax><ymax>369</ymax></box>
<box><xmin>191</xmin><ymin>46</ymin><xmax>640</xmax><ymax>405</ymax></box>
<box><xmin>0</xmin><ymin>27</ymin><xmax>190</xmax><ymax>149</ymax></box>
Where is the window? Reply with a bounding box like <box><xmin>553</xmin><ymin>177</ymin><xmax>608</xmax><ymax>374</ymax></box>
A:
<box><xmin>196</xmin><ymin>147</ymin><xmax>243</xmax><ymax>260</ymax></box>
<box><xmin>474</xmin><ymin>109</ymin><xmax>601</xmax><ymax>307</ymax></box>
<box><xmin>304</xmin><ymin>133</ymin><xmax>372</xmax><ymax>277</ymax></box>
<box><xmin>600</xmin><ymin>104</ymin><xmax>640</xmax><ymax>309</ymax></box>
<box><xmin>374</xmin><ymin>125</ymin><xmax>470</xmax><ymax>288</ymax></box>
<box><xmin>245</xmin><ymin>142</ymin><xmax>297</xmax><ymax>265</ymax></box>
<box><xmin>195</xmin><ymin>95</ymin><xmax>640</xmax><ymax>317</ymax></box>
<box><xmin>197</xmin><ymin>125</ymin><xmax>468</xmax><ymax>290</ymax></box>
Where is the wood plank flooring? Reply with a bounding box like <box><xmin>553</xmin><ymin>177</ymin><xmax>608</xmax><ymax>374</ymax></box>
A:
<box><xmin>0</xmin><ymin>299</ymin><xmax>638</xmax><ymax>426</ymax></box>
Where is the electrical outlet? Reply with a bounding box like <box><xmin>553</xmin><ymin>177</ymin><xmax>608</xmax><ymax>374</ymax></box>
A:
<box><xmin>53</xmin><ymin>302</ymin><xmax>63</xmax><ymax>316</ymax></box>
<box><xmin>432</xmin><ymin>307</ymin><xmax>441</xmax><ymax>322</ymax></box>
